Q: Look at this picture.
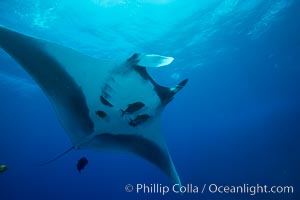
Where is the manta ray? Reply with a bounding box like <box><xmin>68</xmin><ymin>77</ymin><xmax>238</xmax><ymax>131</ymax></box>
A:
<box><xmin>0</xmin><ymin>26</ymin><xmax>188</xmax><ymax>185</ymax></box>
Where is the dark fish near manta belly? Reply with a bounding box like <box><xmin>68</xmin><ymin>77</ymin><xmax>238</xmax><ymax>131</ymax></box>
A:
<box><xmin>129</xmin><ymin>114</ymin><xmax>151</xmax><ymax>126</ymax></box>
<box><xmin>121</xmin><ymin>101</ymin><xmax>145</xmax><ymax>117</ymax></box>
<box><xmin>77</xmin><ymin>157</ymin><xmax>88</xmax><ymax>173</ymax></box>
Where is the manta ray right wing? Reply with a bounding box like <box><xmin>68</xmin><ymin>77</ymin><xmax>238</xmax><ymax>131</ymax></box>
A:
<box><xmin>0</xmin><ymin>26</ymin><xmax>188</xmax><ymax>185</ymax></box>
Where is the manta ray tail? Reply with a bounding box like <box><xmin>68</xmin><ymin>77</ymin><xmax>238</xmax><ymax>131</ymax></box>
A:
<box><xmin>39</xmin><ymin>146</ymin><xmax>74</xmax><ymax>166</ymax></box>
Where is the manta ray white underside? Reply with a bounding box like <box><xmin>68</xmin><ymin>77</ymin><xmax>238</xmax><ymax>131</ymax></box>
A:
<box><xmin>0</xmin><ymin>26</ymin><xmax>188</xmax><ymax>185</ymax></box>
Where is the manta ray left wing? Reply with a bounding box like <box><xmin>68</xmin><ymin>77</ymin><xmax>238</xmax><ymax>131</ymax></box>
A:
<box><xmin>0</xmin><ymin>26</ymin><xmax>188</xmax><ymax>185</ymax></box>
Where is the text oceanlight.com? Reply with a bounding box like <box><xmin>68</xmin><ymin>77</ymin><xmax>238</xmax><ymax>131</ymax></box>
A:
<box><xmin>124</xmin><ymin>183</ymin><xmax>294</xmax><ymax>196</ymax></box>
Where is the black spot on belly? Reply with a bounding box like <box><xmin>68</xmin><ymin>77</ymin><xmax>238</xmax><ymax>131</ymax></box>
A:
<box><xmin>95</xmin><ymin>110</ymin><xmax>107</xmax><ymax>118</ymax></box>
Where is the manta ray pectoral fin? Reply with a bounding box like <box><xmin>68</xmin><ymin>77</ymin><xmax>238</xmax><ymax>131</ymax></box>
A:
<box><xmin>0</xmin><ymin>26</ymin><xmax>105</xmax><ymax>145</ymax></box>
<box><xmin>127</xmin><ymin>53</ymin><xmax>174</xmax><ymax>68</ymax></box>
<box><xmin>86</xmin><ymin>132</ymin><xmax>181</xmax><ymax>185</ymax></box>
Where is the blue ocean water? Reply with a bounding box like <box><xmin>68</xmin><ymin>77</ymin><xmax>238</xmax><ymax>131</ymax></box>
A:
<box><xmin>0</xmin><ymin>0</ymin><xmax>299</xmax><ymax>199</ymax></box>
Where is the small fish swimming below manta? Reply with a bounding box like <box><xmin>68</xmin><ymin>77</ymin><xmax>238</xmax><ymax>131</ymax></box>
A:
<box><xmin>0</xmin><ymin>26</ymin><xmax>188</xmax><ymax>185</ymax></box>
<box><xmin>77</xmin><ymin>157</ymin><xmax>88</xmax><ymax>173</ymax></box>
